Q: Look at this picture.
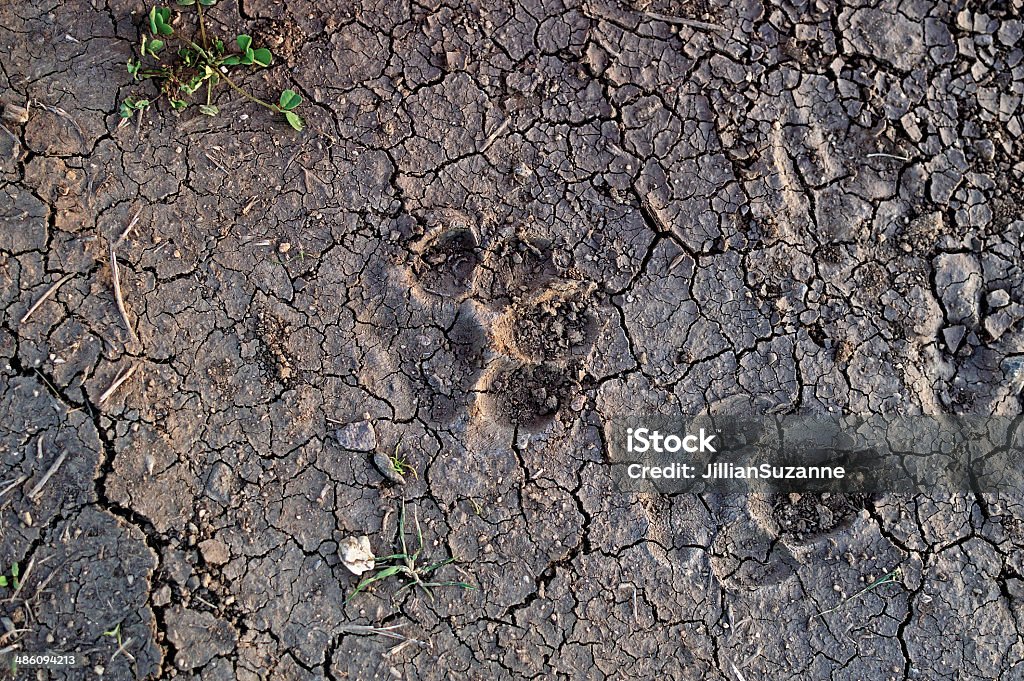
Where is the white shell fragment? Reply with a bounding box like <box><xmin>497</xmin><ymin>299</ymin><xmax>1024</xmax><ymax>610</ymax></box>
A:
<box><xmin>339</xmin><ymin>536</ymin><xmax>375</xmax><ymax>576</ymax></box>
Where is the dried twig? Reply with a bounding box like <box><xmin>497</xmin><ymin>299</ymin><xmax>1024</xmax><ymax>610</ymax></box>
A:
<box><xmin>26</xmin><ymin>557</ymin><xmax>61</xmax><ymax>601</ymax></box>
<box><xmin>108</xmin><ymin>235</ymin><xmax>139</xmax><ymax>345</ymax></box>
<box><xmin>204</xmin><ymin>151</ymin><xmax>228</xmax><ymax>174</ymax></box>
<box><xmin>29</xmin><ymin>100</ymin><xmax>85</xmax><ymax>139</ymax></box>
<box><xmin>110</xmin><ymin>636</ymin><xmax>135</xmax><ymax>663</ymax></box>
<box><xmin>384</xmin><ymin>639</ymin><xmax>422</xmax><ymax>657</ymax></box>
<box><xmin>31</xmin><ymin>369</ymin><xmax>65</xmax><ymax>407</ymax></box>
<box><xmin>643</xmin><ymin>11</ymin><xmax>728</xmax><ymax>33</ymax></box>
<box><xmin>0</xmin><ymin>631</ymin><xmax>29</xmax><ymax>649</ymax></box>
<box><xmin>339</xmin><ymin>623</ymin><xmax>427</xmax><ymax>649</ymax></box>
<box><xmin>28</xmin><ymin>450</ymin><xmax>68</xmax><ymax>501</ymax></box>
<box><xmin>9</xmin><ymin>554</ymin><xmax>40</xmax><ymax>602</ymax></box>
<box><xmin>338</xmin><ymin>623</ymin><xmax>411</xmax><ymax>641</ymax></box>
<box><xmin>193</xmin><ymin>595</ymin><xmax>217</xmax><ymax>609</ymax></box>
<box><xmin>115</xmin><ymin>210</ymin><xmax>142</xmax><ymax>247</ymax></box>
<box><xmin>0</xmin><ymin>476</ymin><xmax>27</xmax><ymax>500</ymax></box>
<box><xmin>98</xmin><ymin>364</ymin><xmax>139</xmax><ymax>405</ymax></box>
<box><xmin>728</xmin><ymin>658</ymin><xmax>748</xmax><ymax>681</ymax></box>
<box><xmin>479</xmin><ymin>117</ymin><xmax>509</xmax><ymax>153</ymax></box>
<box><xmin>866</xmin><ymin>152</ymin><xmax>910</xmax><ymax>162</ymax></box>
<box><xmin>19</xmin><ymin>273</ymin><xmax>75</xmax><ymax>325</ymax></box>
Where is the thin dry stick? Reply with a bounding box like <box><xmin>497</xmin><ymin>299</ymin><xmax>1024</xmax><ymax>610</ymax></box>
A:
<box><xmin>866</xmin><ymin>152</ymin><xmax>910</xmax><ymax>162</ymax></box>
<box><xmin>643</xmin><ymin>11</ymin><xmax>728</xmax><ymax>33</ymax></box>
<box><xmin>193</xmin><ymin>595</ymin><xmax>217</xmax><ymax>610</ymax></box>
<box><xmin>26</xmin><ymin>558</ymin><xmax>61</xmax><ymax>601</ymax></box>
<box><xmin>108</xmin><ymin>237</ymin><xmax>138</xmax><ymax>345</ymax></box>
<box><xmin>115</xmin><ymin>210</ymin><xmax>142</xmax><ymax>247</ymax></box>
<box><xmin>0</xmin><ymin>643</ymin><xmax>23</xmax><ymax>657</ymax></box>
<box><xmin>204</xmin><ymin>151</ymin><xmax>228</xmax><ymax>174</ymax></box>
<box><xmin>0</xmin><ymin>476</ymin><xmax>27</xmax><ymax>500</ymax></box>
<box><xmin>384</xmin><ymin>639</ymin><xmax>422</xmax><ymax>657</ymax></box>
<box><xmin>9</xmin><ymin>554</ymin><xmax>37</xmax><ymax>602</ymax></box>
<box><xmin>28</xmin><ymin>450</ymin><xmax>68</xmax><ymax>501</ymax></box>
<box><xmin>0</xmin><ymin>632</ymin><xmax>30</xmax><ymax>649</ymax></box>
<box><xmin>479</xmin><ymin>117</ymin><xmax>509</xmax><ymax>153</ymax></box>
<box><xmin>340</xmin><ymin>623</ymin><xmax>426</xmax><ymax>648</ymax></box>
<box><xmin>339</xmin><ymin>624</ymin><xmax>410</xmax><ymax>640</ymax></box>
<box><xmin>110</xmin><ymin>636</ymin><xmax>135</xmax><ymax>663</ymax></box>
<box><xmin>29</xmin><ymin>100</ymin><xmax>85</xmax><ymax>139</ymax></box>
<box><xmin>19</xmin><ymin>273</ymin><xmax>75</xmax><ymax>324</ymax></box>
<box><xmin>728</xmin><ymin>659</ymin><xmax>748</xmax><ymax>681</ymax></box>
<box><xmin>98</xmin><ymin>364</ymin><xmax>139</xmax><ymax>405</ymax></box>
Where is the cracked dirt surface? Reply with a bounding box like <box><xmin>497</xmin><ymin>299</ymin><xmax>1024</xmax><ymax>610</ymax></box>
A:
<box><xmin>2</xmin><ymin>0</ymin><xmax>1024</xmax><ymax>678</ymax></box>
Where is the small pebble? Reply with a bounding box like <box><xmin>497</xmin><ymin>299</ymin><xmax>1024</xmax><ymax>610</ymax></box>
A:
<box><xmin>2</xmin><ymin>104</ymin><xmax>29</xmax><ymax>124</ymax></box>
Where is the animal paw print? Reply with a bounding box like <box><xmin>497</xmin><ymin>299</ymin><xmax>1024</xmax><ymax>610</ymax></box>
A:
<box><xmin>476</xmin><ymin>250</ymin><xmax>600</xmax><ymax>431</ymax></box>
<box><xmin>404</xmin><ymin>215</ymin><xmax>604</xmax><ymax>430</ymax></box>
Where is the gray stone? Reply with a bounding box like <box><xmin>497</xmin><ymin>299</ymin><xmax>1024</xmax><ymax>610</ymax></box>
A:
<box><xmin>162</xmin><ymin>548</ymin><xmax>193</xmax><ymax>587</ymax></box>
<box><xmin>998</xmin><ymin>21</ymin><xmax>1023</xmax><ymax>47</ymax></box>
<box><xmin>152</xmin><ymin>585</ymin><xmax>172</xmax><ymax>607</ymax></box>
<box><xmin>943</xmin><ymin>325</ymin><xmax>966</xmax><ymax>351</ymax></box>
<box><xmin>987</xmin><ymin>289</ymin><xmax>1011</xmax><ymax>309</ymax></box>
<box><xmin>204</xmin><ymin>461</ymin><xmax>234</xmax><ymax>504</ymax></box>
<box><xmin>985</xmin><ymin>311</ymin><xmax>1015</xmax><ymax>341</ymax></box>
<box><xmin>372</xmin><ymin>449</ymin><xmax>406</xmax><ymax>484</ymax></box>
<box><xmin>199</xmin><ymin>538</ymin><xmax>230</xmax><ymax>566</ymax></box>
<box><xmin>334</xmin><ymin>420</ymin><xmax>377</xmax><ymax>452</ymax></box>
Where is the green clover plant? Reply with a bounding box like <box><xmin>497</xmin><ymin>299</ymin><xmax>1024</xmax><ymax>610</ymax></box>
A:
<box><xmin>121</xmin><ymin>1</ymin><xmax>304</xmax><ymax>130</ymax></box>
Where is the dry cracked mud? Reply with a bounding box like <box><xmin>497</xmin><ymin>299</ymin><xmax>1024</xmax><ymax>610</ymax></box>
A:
<box><xmin>2</xmin><ymin>0</ymin><xmax>1024</xmax><ymax>679</ymax></box>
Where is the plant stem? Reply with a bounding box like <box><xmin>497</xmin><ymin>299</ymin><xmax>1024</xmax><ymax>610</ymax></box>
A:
<box><xmin>810</xmin><ymin>567</ymin><xmax>903</xmax><ymax>621</ymax></box>
<box><xmin>196</xmin><ymin>2</ymin><xmax>209</xmax><ymax>51</ymax></box>
<box><xmin>185</xmin><ymin>40</ymin><xmax>213</xmax><ymax>62</ymax></box>
<box><xmin>215</xmin><ymin>70</ymin><xmax>280</xmax><ymax>112</ymax></box>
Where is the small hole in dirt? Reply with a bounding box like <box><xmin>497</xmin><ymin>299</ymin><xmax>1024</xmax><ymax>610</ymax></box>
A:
<box><xmin>413</xmin><ymin>228</ymin><xmax>480</xmax><ymax>297</ymax></box>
